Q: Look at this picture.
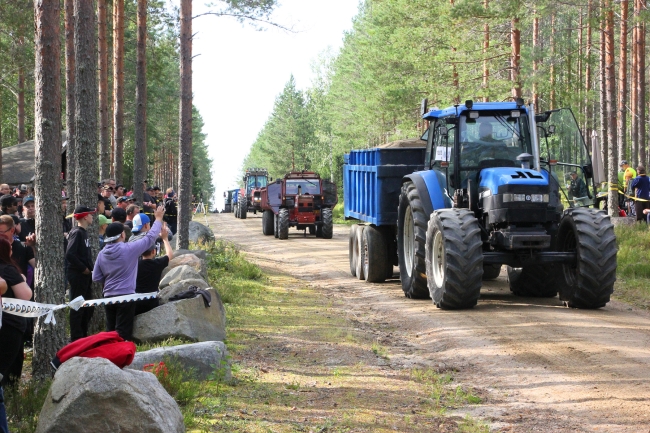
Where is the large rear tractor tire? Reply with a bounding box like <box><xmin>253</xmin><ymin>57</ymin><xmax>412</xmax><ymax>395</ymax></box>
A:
<box><xmin>397</xmin><ymin>181</ymin><xmax>429</xmax><ymax>299</ymax></box>
<box><xmin>240</xmin><ymin>199</ymin><xmax>248</xmax><ymax>219</ymax></box>
<box><xmin>556</xmin><ymin>208</ymin><xmax>617</xmax><ymax>309</ymax></box>
<box><xmin>349</xmin><ymin>225</ymin><xmax>359</xmax><ymax>277</ymax></box>
<box><xmin>234</xmin><ymin>203</ymin><xmax>240</xmax><ymax>218</ymax></box>
<box><xmin>426</xmin><ymin>209</ymin><xmax>483</xmax><ymax>309</ymax></box>
<box><xmin>278</xmin><ymin>208</ymin><xmax>290</xmax><ymax>240</ymax></box>
<box><xmin>355</xmin><ymin>225</ymin><xmax>365</xmax><ymax>280</ymax></box>
<box><xmin>262</xmin><ymin>210</ymin><xmax>274</xmax><ymax>235</ymax></box>
<box><xmin>363</xmin><ymin>225</ymin><xmax>388</xmax><ymax>283</ymax></box>
<box><xmin>482</xmin><ymin>264</ymin><xmax>502</xmax><ymax>281</ymax></box>
<box><xmin>507</xmin><ymin>265</ymin><xmax>558</xmax><ymax>297</ymax></box>
<box><xmin>321</xmin><ymin>208</ymin><xmax>333</xmax><ymax>239</ymax></box>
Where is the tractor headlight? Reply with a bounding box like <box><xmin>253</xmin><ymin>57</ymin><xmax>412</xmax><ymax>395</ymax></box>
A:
<box><xmin>502</xmin><ymin>193</ymin><xmax>549</xmax><ymax>203</ymax></box>
<box><xmin>530</xmin><ymin>194</ymin><xmax>549</xmax><ymax>203</ymax></box>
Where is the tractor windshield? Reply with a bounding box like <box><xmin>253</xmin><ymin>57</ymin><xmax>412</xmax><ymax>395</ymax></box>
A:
<box><xmin>458</xmin><ymin>113</ymin><xmax>532</xmax><ymax>169</ymax></box>
<box><xmin>247</xmin><ymin>176</ymin><xmax>267</xmax><ymax>189</ymax></box>
<box><xmin>286</xmin><ymin>179</ymin><xmax>321</xmax><ymax>195</ymax></box>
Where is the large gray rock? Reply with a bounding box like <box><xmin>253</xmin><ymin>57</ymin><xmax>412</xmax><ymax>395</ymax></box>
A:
<box><xmin>36</xmin><ymin>357</ymin><xmax>184</xmax><ymax>433</ymax></box>
<box><xmin>133</xmin><ymin>288</ymin><xmax>226</xmax><ymax>343</ymax></box>
<box><xmin>128</xmin><ymin>341</ymin><xmax>231</xmax><ymax>382</ymax></box>
<box><xmin>159</xmin><ymin>265</ymin><xmax>203</xmax><ymax>290</ymax></box>
<box><xmin>170</xmin><ymin>221</ymin><xmax>214</xmax><ymax>248</ymax></box>
<box><xmin>174</xmin><ymin>249</ymin><xmax>207</xmax><ymax>261</ymax></box>
<box><xmin>161</xmin><ymin>254</ymin><xmax>206</xmax><ymax>280</ymax></box>
<box><xmin>158</xmin><ymin>278</ymin><xmax>210</xmax><ymax>304</ymax></box>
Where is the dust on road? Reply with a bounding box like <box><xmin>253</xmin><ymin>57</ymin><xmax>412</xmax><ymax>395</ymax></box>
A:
<box><xmin>207</xmin><ymin>212</ymin><xmax>650</xmax><ymax>432</ymax></box>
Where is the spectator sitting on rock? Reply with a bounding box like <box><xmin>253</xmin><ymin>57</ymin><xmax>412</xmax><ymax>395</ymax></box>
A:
<box><xmin>125</xmin><ymin>204</ymin><xmax>139</xmax><ymax>229</ymax></box>
<box><xmin>0</xmin><ymin>195</ymin><xmax>17</xmax><ymax>216</ymax></box>
<box><xmin>92</xmin><ymin>204</ymin><xmax>165</xmax><ymax>340</ymax></box>
<box><xmin>129</xmin><ymin>213</ymin><xmax>151</xmax><ymax>243</ymax></box>
<box><xmin>134</xmin><ymin>223</ymin><xmax>174</xmax><ymax>316</ymax></box>
<box><xmin>111</xmin><ymin>207</ymin><xmax>132</xmax><ymax>241</ymax></box>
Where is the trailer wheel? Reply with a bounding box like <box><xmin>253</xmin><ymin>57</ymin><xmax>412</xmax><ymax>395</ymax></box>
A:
<box><xmin>321</xmin><ymin>208</ymin><xmax>333</xmax><ymax>239</ymax></box>
<box><xmin>397</xmin><ymin>181</ymin><xmax>429</xmax><ymax>299</ymax></box>
<box><xmin>309</xmin><ymin>226</ymin><xmax>316</xmax><ymax>235</ymax></box>
<box><xmin>274</xmin><ymin>213</ymin><xmax>279</xmax><ymax>238</ymax></box>
<box><xmin>483</xmin><ymin>264</ymin><xmax>501</xmax><ymax>281</ymax></box>
<box><xmin>262</xmin><ymin>210</ymin><xmax>274</xmax><ymax>235</ymax></box>
<box><xmin>240</xmin><ymin>198</ymin><xmax>248</xmax><ymax>219</ymax></box>
<box><xmin>507</xmin><ymin>265</ymin><xmax>558</xmax><ymax>297</ymax></box>
<box><xmin>278</xmin><ymin>208</ymin><xmax>289</xmax><ymax>240</ymax></box>
<box><xmin>426</xmin><ymin>209</ymin><xmax>483</xmax><ymax>309</ymax></box>
<box><xmin>355</xmin><ymin>225</ymin><xmax>365</xmax><ymax>280</ymax></box>
<box><xmin>556</xmin><ymin>208</ymin><xmax>617</xmax><ymax>309</ymax></box>
<box><xmin>349</xmin><ymin>225</ymin><xmax>358</xmax><ymax>277</ymax></box>
<box><xmin>363</xmin><ymin>225</ymin><xmax>388</xmax><ymax>283</ymax></box>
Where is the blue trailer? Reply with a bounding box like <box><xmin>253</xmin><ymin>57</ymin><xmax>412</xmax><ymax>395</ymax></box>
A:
<box><xmin>343</xmin><ymin>100</ymin><xmax>617</xmax><ymax>310</ymax></box>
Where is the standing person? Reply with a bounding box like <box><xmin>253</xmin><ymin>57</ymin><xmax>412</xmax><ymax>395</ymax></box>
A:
<box><xmin>568</xmin><ymin>171</ymin><xmax>589</xmax><ymax>207</ymax></box>
<box><xmin>631</xmin><ymin>166</ymin><xmax>650</xmax><ymax>222</ymax></box>
<box><xmin>0</xmin><ymin>237</ymin><xmax>30</xmax><ymax>387</ymax></box>
<box><xmin>19</xmin><ymin>195</ymin><xmax>36</xmax><ymax>242</ymax></box>
<box><xmin>134</xmin><ymin>223</ymin><xmax>174</xmax><ymax>315</ymax></box>
<box><xmin>111</xmin><ymin>207</ymin><xmax>132</xmax><ymax>241</ymax></box>
<box><xmin>65</xmin><ymin>206</ymin><xmax>96</xmax><ymax>341</ymax></box>
<box><xmin>0</xmin><ymin>195</ymin><xmax>17</xmax><ymax>216</ymax></box>
<box><xmin>92</xmin><ymin>205</ymin><xmax>165</xmax><ymax>340</ymax></box>
<box><xmin>125</xmin><ymin>204</ymin><xmax>140</xmax><ymax>229</ymax></box>
<box><xmin>98</xmin><ymin>214</ymin><xmax>111</xmax><ymax>250</ymax></box>
<box><xmin>128</xmin><ymin>213</ymin><xmax>150</xmax><ymax>243</ymax></box>
<box><xmin>0</xmin><ymin>184</ymin><xmax>10</xmax><ymax>196</ymax></box>
<box><xmin>142</xmin><ymin>182</ymin><xmax>155</xmax><ymax>221</ymax></box>
<box><xmin>164</xmin><ymin>188</ymin><xmax>178</xmax><ymax>235</ymax></box>
<box><xmin>101</xmin><ymin>185</ymin><xmax>114</xmax><ymax>215</ymax></box>
<box><xmin>115</xmin><ymin>185</ymin><xmax>126</xmax><ymax>199</ymax></box>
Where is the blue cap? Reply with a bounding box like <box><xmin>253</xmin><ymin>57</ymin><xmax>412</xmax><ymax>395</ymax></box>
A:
<box><xmin>132</xmin><ymin>213</ymin><xmax>150</xmax><ymax>232</ymax></box>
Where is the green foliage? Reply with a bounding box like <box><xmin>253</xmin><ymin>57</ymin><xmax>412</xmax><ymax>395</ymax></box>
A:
<box><xmin>411</xmin><ymin>368</ymin><xmax>482</xmax><ymax>413</ymax></box>
<box><xmin>613</xmin><ymin>224</ymin><xmax>650</xmax><ymax>309</ymax></box>
<box><xmin>5</xmin><ymin>379</ymin><xmax>52</xmax><ymax>433</ymax></box>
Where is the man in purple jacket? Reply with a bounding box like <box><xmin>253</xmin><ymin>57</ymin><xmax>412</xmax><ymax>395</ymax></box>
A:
<box><xmin>92</xmin><ymin>204</ymin><xmax>165</xmax><ymax>340</ymax></box>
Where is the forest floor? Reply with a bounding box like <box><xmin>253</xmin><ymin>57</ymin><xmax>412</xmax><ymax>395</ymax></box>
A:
<box><xmin>202</xmin><ymin>211</ymin><xmax>650</xmax><ymax>433</ymax></box>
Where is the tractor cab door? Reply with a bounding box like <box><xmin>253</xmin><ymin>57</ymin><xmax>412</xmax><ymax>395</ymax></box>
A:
<box><xmin>537</xmin><ymin>108</ymin><xmax>596</xmax><ymax>208</ymax></box>
<box><xmin>427</xmin><ymin>118</ymin><xmax>456</xmax><ymax>193</ymax></box>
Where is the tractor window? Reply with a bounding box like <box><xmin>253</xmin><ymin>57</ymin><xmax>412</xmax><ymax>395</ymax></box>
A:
<box><xmin>247</xmin><ymin>176</ymin><xmax>267</xmax><ymax>188</ymax></box>
<box><xmin>433</xmin><ymin>121</ymin><xmax>455</xmax><ymax>165</ymax></box>
<box><xmin>286</xmin><ymin>179</ymin><xmax>321</xmax><ymax>195</ymax></box>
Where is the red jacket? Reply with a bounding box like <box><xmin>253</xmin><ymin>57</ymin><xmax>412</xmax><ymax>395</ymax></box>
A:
<box><xmin>51</xmin><ymin>331</ymin><xmax>136</xmax><ymax>371</ymax></box>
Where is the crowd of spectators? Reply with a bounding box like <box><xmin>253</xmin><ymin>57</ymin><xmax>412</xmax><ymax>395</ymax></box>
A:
<box><xmin>0</xmin><ymin>178</ymin><xmax>180</xmax><ymax>430</ymax></box>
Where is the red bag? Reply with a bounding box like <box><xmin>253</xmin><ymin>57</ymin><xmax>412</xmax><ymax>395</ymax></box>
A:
<box><xmin>51</xmin><ymin>331</ymin><xmax>137</xmax><ymax>371</ymax></box>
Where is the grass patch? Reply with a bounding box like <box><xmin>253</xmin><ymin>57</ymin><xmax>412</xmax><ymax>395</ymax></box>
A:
<box><xmin>614</xmin><ymin>224</ymin><xmax>650</xmax><ymax>309</ymax></box>
<box><xmin>333</xmin><ymin>202</ymin><xmax>356</xmax><ymax>225</ymax></box>
<box><xmin>5</xmin><ymin>379</ymin><xmax>51</xmax><ymax>433</ymax></box>
<box><xmin>411</xmin><ymin>368</ymin><xmax>482</xmax><ymax>413</ymax></box>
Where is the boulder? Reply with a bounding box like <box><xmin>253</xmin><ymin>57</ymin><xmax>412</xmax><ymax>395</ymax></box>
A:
<box><xmin>159</xmin><ymin>265</ymin><xmax>203</xmax><ymax>290</ymax></box>
<box><xmin>133</xmin><ymin>288</ymin><xmax>226</xmax><ymax>343</ymax></box>
<box><xmin>127</xmin><ymin>341</ymin><xmax>231</xmax><ymax>382</ymax></box>
<box><xmin>36</xmin><ymin>357</ymin><xmax>184</xmax><ymax>433</ymax></box>
<box><xmin>161</xmin><ymin>254</ymin><xmax>207</xmax><ymax>280</ymax></box>
<box><xmin>170</xmin><ymin>221</ymin><xmax>214</xmax><ymax>248</ymax></box>
<box><xmin>611</xmin><ymin>216</ymin><xmax>635</xmax><ymax>226</ymax></box>
<box><xmin>174</xmin><ymin>249</ymin><xmax>207</xmax><ymax>261</ymax></box>
<box><xmin>158</xmin><ymin>278</ymin><xmax>210</xmax><ymax>305</ymax></box>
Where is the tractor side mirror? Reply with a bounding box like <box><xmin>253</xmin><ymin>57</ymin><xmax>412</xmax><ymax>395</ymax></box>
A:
<box><xmin>439</xmin><ymin>126</ymin><xmax>448</xmax><ymax>137</ymax></box>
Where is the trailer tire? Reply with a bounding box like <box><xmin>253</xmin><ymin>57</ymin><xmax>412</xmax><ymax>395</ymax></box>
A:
<box><xmin>397</xmin><ymin>181</ymin><xmax>429</xmax><ymax>299</ymax></box>
<box><xmin>556</xmin><ymin>208</ymin><xmax>617</xmax><ymax>309</ymax></box>
<box><xmin>507</xmin><ymin>265</ymin><xmax>558</xmax><ymax>297</ymax></box>
<box><xmin>262</xmin><ymin>210</ymin><xmax>274</xmax><ymax>235</ymax></box>
<box><xmin>278</xmin><ymin>208</ymin><xmax>289</xmax><ymax>240</ymax></box>
<box><xmin>321</xmin><ymin>208</ymin><xmax>333</xmax><ymax>239</ymax></box>
<box><xmin>274</xmin><ymin>213</ymin><xmax>279</xmax><ymax>238</ymax></box>
<box><xmin>426</xmin><ymin>209</ymin><xmax>483</xmax><ymax>309</ymax></box>
<box><xmin>363</xmin><ymin>225</ymin><xmax>388</xmax><ymax>283</ymax></box>
<box><xmin>355</xmin><ymin>225</ymin><xmax>365</xmax><ymax>280</ymax></box>
<box><xmin>240</xmin><ymin>199</ymin><xmax>248</xmax><ymax>219</ymax></box>
<box><xmin>309</xmin><ymin>226</ymin><xmax>316</xmax><ymax>235</ymax></box>
<box><xmin>315</xmin><ymin>225</ymin><xmax>323</xmax><ymax>238</ymax></box>
<box><xmin>483</xmin><ymin>264</ymin><xmax>501</xmax><ymax>281</ymax></box>
<box><xmin>349</xmin><ymin>225</ymin><xmax>358</xmax><ymax>277</ymax></box>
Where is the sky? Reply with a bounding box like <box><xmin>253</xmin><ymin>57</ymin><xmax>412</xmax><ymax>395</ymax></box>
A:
<box><xmin>191</xmin><ymin>1</ymin><xmax>360</xmax><ymax>209</ymax></box>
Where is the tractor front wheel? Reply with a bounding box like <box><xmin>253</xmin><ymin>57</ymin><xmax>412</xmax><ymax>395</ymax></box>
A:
<box><xmin>426</xmin><ymin>209</ymin><xmax>483</xmax><ymax>309</ymax></box>
<box><xmin>240</xmin><ymin>199</ymin><xmax>248</xmax><ymax>219</ymax></box>
<box><xmin>321</xmin><ymin>208</ymin><xmax>333</xmax><ymax>239</ymax></box>
<box><xmin>278</xmin><ymin>208</ymin><xmax>289</xmax><ymax>240</ymax></box>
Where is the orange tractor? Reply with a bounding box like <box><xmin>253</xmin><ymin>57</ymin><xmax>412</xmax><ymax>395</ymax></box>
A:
<box><xmin>258</xmin><ymin>171</ymin><xmax>337</xmax><ymax>239</ymax></box>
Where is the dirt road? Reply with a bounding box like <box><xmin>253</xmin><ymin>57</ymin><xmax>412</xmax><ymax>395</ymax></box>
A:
<box><xmin>208</xmin><ymin>212</ymin><xmax>650</xmax><ymax>432</ymax></box>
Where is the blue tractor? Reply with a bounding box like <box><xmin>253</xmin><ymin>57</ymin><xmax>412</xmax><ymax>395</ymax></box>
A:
<box><xmin>344</xmin><ymin>100</ymin><xmax>617</xmax><ymax>309</ymax></box>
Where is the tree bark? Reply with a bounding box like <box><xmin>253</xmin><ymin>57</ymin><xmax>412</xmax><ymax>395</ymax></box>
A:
<box><xmin>532</xmin><ymin>13</ymin><xmax>539</xmax><ymax>109</ymax></box>
<box><xmin>177</xmin><ymin>0</ymin><xmax>193</xmax><ymax>250</ymax></box>
<box><xmin>637</xmin><ymin>2</ymin><xmax>646</xmax><ymax>167</ymax></box>
<box><xmin>585</xmin><ymin>1</ymin><xmax>593</xmax><ymax>140</ymax></box>
<box><xmin>32</xmin><ymin>0</ymin><xmax>66</xmax><ymax>380</ymax></box>
<box><xmin>74</xmin><ymin>0</ymin><xmax>103</xmax><ymax>332</ymax></box>
<box><xmin>618</xmin><ymin>0</ymin><xmax>629</xmax><ymax>163</ymax></box>
<box><xmin>17</xmin><ymin>63</ymin><xmax>25</xmax><ymax>144</ymax></box>
<box><xmin>65</xmin><ymin>0</ymin><xmax>75</xmax><ymax>209</ymax></box>
<box><xmin>511</xmin><ymin>17</ymin><xmax>521</xmax><ymax>99</ymax></box>
<box><xmin>605</xmin><ymin>0</ymin><xmax>618</xmax><ymax>215</ymax></box>
<box><xmin>599</xmin><ymin>0</ymin><xmax>608</xmax><ymax>174</ymax></box>
<box><xmin>112</xmin><ymin>0</ymin><xmax>124</xmax><ymax>183</ymax></box>
<box><xmin>483</xmin><ymin>0</ymin><xmax>489</xmax><ymax>101</ymax></box>
<box><xmin>631</xmin><ymin>2</ymin><xmax>638</xmax><ymax>166</ymax></box>
<box><xmin>98</xmin><ymin>0</ymin><xmax>110</xmax><ymax>180</ymax></box>
<box><xmin>550</xmin><ymin>13</ymin><xmax>556</xmax><ymax>110</ymax></box>
<box><xmin>133</xmin><ymin>0</ymin><xmax>147</xmax><ymax>204</ymax></box>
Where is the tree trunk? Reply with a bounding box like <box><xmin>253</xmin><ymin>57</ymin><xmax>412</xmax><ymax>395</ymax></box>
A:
<box><xmin>177</xmin><ymin>0</ymin><xmax>193</xmax><ymax>250</ymax></box>
<box><xmin>532</xmin><ymin>13</ymin><xmax>539</xmax><ymax>109</ymax></box>
<box><xmin>637</xmin><ymin>4</ymin><xmax>646</xmax><ymax>167</ymax></box>
<box><xmin>74</xmin><ymin>0</ymin><xmax>103</xmax><ymax>332</ymax></box>
<box><xmin>65</xmin><ymin>0</ymin><xmax>75</xmax><ymax>209</ymax></box>
<box><xmin>32</xmin><ymin>0</ymin><xmax>66</xmax><ymax>380</ymax></box>
<box><xmin>599</xmin><ymin>0</ymin><xmax>608</xmax><ymax>174</ymax></box>
<box><xmin>605</xmin><ymin>0</ymin><xmax>618</xmax><ymax>215</ymax></box>
<box><xmin>631</xmin><ymin>2</ymin><xmax>638</xmax><ymax>166</ymax></box>
<box><xmin>618</xmin><ymin>0</ymin><xmax>629</xmax><ymax>163</ymax></box>
<box><xmin>133</xmin><ymin>0</ymin><xmax>147</xmax><ymax>204</ymax></box>
<box><xmin>112</xmin><ymin>0</ymin><xmax>124</xmax><ymax>183</ymax></box>
<box><xmin>550</xmin><ymin>13</ymin><xmax>556</xmax><ymax>109</ymax></box>
<box><xmin>483</xmin><ymin>0</ymin><xmax>489</xmax><ymax>101</ymax></box>
<box><xmin>17</xmin><ymin>64</ymin><xmax>25</xmax><ymax>143</ymax></box>
<box><xmin>511</xmin><ymin>17</ymin><xmax>521</xmax><ymax>99</ymax></box>
<box><xmin>585</xmin><ymin>1</ymin><xmax>593</xmax><ymax>140</ymax></box>
<box><xmin>98</xmin><ymin>0</ymin><xmax>110</xmax><ymax>180</ymax></box>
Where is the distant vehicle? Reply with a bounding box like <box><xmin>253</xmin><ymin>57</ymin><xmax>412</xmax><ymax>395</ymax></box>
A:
<box><xmin>235</xmin><ymin>168</ymin><xmax>269</xmax><ymax>219</ymax></box>
<box><xmin>259</xmin><ymin>171</ymin><xmax>338</xmax><ymax>239</ymax></box>
<box><xmin>223</xmin><ymin>189</ymin><xmax>239</xmax><ymax>213</ymax></box>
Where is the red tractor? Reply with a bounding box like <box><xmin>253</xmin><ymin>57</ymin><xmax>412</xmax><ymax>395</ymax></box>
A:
<box><xmin>259</xmin><ymin>171</ymin><xmax>337</xmax><ymax>240</ymax></box>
